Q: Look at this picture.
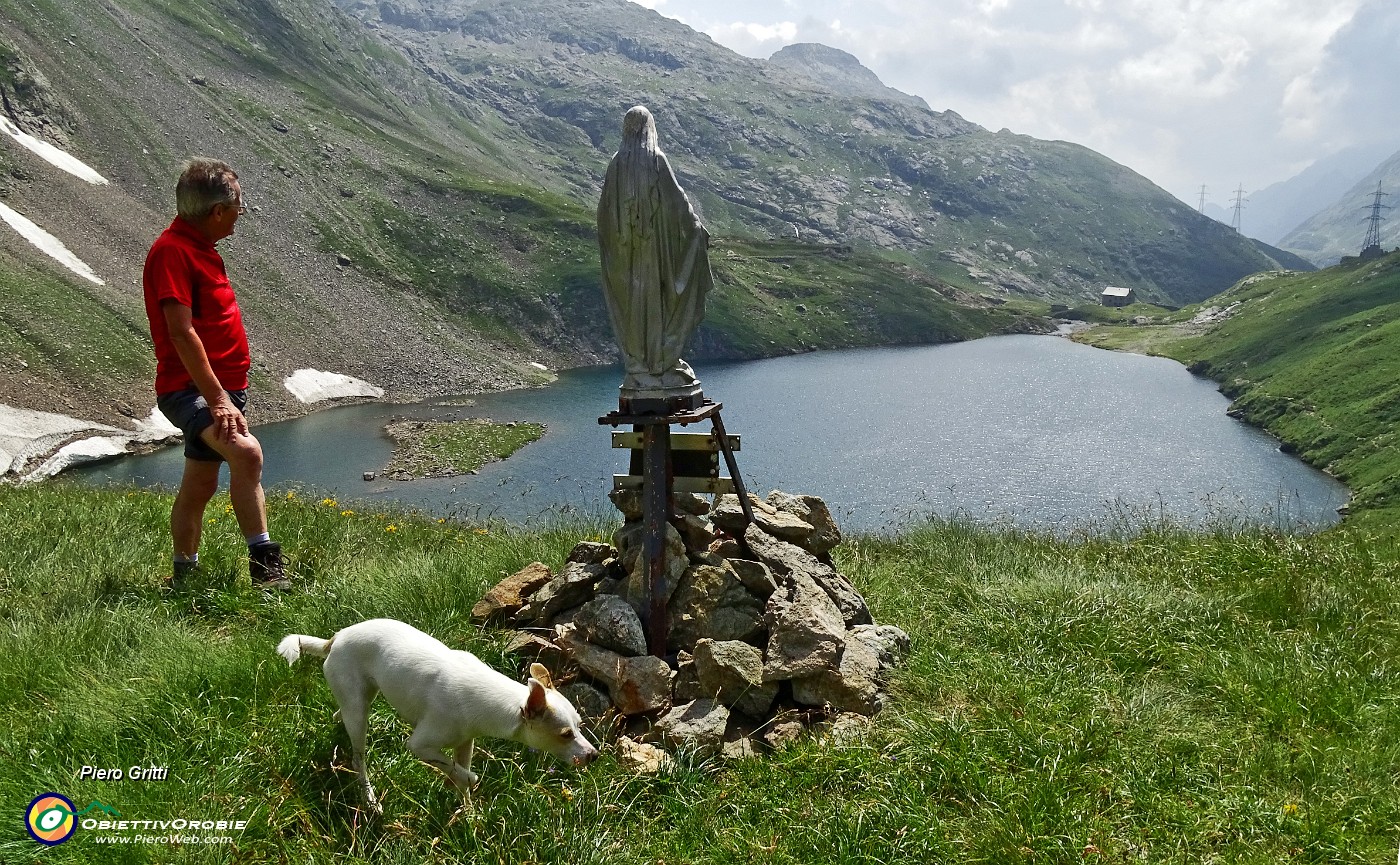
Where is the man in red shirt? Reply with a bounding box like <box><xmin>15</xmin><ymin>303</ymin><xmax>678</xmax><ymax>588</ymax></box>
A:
<box><xmin>143</xmin><ymin>158</ymin><xmax>289</xmax><ymax>591</ymax></box>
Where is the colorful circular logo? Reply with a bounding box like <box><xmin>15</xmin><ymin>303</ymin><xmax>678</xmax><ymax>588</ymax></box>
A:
<box><xmin>26</xmin><ymin>793</ymin><xmax>77</xmax><ymax>845</ymax></box>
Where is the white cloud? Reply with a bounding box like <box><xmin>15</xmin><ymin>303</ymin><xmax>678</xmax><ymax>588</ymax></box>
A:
<box><xmin>627</xmin><ymin>0</ymin><xmax>1400</xmax><ymax>204</ymax></box>
<box><xmin>706</xmin><ymin>19</ymin><xmax>798</xmax><ymax>54</ymax></box>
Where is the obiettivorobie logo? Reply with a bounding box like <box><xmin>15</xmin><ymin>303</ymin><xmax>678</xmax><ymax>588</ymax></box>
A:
<box><xmin>25</xmin><ymin>794</ymin><xmax>249</xmax><ymax>847</ymax></box>
<box><xmin>25</xmin><ymin>794</ymin><xmax>117</xmax><ymax>846</ymax></box>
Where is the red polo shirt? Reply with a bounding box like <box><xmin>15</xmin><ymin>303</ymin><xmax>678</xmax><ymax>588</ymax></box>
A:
<box><xmin>143</xmin><ymin>217</ymin><xmax>250</xmax><ymax>395</ymax></box>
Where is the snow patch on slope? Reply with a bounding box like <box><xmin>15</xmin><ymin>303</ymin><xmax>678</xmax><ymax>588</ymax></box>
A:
<box><xmin>283</xmin><ymin>369</ymin><xmax>385</xmax><ymax>403</ymax></box>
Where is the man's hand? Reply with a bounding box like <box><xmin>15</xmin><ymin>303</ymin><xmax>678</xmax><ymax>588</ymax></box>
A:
<box><xmin>207</xmin><ymin>392</ymin><xmax>248</xmax><ymax>441</ymax></box>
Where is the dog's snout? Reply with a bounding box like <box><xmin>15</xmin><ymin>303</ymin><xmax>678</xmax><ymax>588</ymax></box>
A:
<box><xmin>574</xmin><ymin>745</ymin><xmax>600</xmax><ymax>767</ymax></box>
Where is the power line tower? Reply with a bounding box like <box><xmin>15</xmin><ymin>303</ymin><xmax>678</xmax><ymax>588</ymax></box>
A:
<box><xmin>1229</xmin><ymin>183</ymin><xmax>1247</xmax><ymax>233</ymax></box>
<box><xmin>1197</xmin><ymin>184</ymin><xmax>1208</xmax><ymax>213</ymax></box>
<box><xmin>1361</xmin><ymin>181</ymin><xmax>1389</xmax><ymax>257</ymax></box>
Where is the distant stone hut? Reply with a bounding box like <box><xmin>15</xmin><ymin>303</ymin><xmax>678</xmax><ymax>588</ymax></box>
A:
<box><xmin>1100</xmin><ymin>285</ymin><xmax>1135</xmax><ymax>307</ymax></box>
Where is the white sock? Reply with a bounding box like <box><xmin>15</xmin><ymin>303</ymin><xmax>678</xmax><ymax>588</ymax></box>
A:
<box><xmin>246</xmin><ymin>532</ymin><xmax>272</xmax><ymax>548</ymax></box>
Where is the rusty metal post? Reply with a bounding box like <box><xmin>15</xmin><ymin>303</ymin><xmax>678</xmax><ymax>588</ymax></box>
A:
<box><xmin>711</xmin><ymin>412</ymin><xmax>755</xmax><ymax>533</ymax></box>
<box><xmin>641</xmin><ymin>421</ymin><xmax>673</xmax><ymax>657</ymax></box>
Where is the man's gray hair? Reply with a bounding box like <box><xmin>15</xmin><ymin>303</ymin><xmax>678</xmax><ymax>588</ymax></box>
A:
<box><xmin>176</xmin><ymin>158</ymin><xmax>239</xmax><ymax>219</ymax></box>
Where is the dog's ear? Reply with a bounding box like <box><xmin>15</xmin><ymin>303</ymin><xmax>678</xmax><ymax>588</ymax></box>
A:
<box><xmin>529</xmin><ymin>663</ymin><xmax>554</xmax><ymax>690</ymax></box>
<box><xmin>524</xmin><ymin>677</ymin><xmax>549</xmax><ymax>719</ymax></box>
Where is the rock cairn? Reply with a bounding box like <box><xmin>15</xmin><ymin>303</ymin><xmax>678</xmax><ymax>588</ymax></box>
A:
<box><xmin>472</xmin><ymin>490</ymin><xmax>910</xmax><ymax>761</ymax></box>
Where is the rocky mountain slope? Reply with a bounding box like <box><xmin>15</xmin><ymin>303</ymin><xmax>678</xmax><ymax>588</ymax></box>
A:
<box><xmin>335</xmin><ymin>0</ymin><xmax>1301</xmax><ymax>304</ymax></box>
<box><xmin>0</xmin><ymin>0</ymin><xmax>1299</xmax><ymax>439</ymax></box>
<box><xmin>1279</xmin><ymin>147</ymin><xmax>1400</xmax><ymax>266</ymax></box>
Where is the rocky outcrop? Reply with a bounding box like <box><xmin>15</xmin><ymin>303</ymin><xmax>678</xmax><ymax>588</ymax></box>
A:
<box><xmin>478</xmin><ymin>489</ymin><xmax>910</xmax><ymax>763</ymax></box>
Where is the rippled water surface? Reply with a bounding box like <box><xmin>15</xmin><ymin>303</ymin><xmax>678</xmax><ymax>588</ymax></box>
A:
<box><xmin>74</xmin><ymin>335</ymin><xmax>1349</xmax><ymax>532</ymax></box>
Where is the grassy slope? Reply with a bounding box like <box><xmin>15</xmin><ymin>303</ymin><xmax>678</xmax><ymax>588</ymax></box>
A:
<box><xmin>0</xmin><ymin>483</ymin><xmax>1396</xmax><ymax>863</ymax></box>
<box><xmin>1076</xmin><ymin>251</ymin><xmax>1400</xmax><ymax>528</ymax></box>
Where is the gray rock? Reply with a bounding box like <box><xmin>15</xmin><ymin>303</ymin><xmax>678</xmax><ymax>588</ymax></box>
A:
<box><xmin>609</xmin><ymin>488</ymin><xmax>643</xmax><ymax>521</ymax></box>
<box><xmin>745</xmin><ymin>525</ymin><xmax>872</xmax><ymax>627</ymax></box>
<box><xmin>673</xmin><ymin>650</ymin><xmax>704</xmax><ymax>703</ymax></box>
<box><xmin>721</xmin><ymin>737</ymin><xmax>760</xmax><ymax>760</ymax></box>
<box><xmin>760</xmin><ymin>544</ymin><xmax>847</xmax><ymax>681</ymax></box>
<box><xmin>761</xmin><ymin>717</ymin><xmax>808</xmax><ymax>749</ymax></box>
<box><xmin>566</xmin><ymin>541</ymin><xmax>615</xmax><ymax>565</ymax></box>
<box><xmin>765</xmin><ymin>491</ymin><xmax>842</xmax><ymax>556</ymax></box>
<box><xmin>515</xmin><ymin>560</ymin><xmax>606</xmax><ymax>624</ymax></box>
<box><xmin>675</xmin><ymin>513</ymin><xmax>717</xmax><ymax>552</ymax></box>
<box><xmin>675</xmin><ymin>492</ymin><xmax>712</xmax><ymax>516</ymax></box>
<box><xmin>472</xmin><ymin>561</ymin><xmax>554</xmax><ymax>624</ymax></box>
<box><xmin>814</xmin><ymin>712</ymin><xmax>873</xmax><ymax>744</ymax></box>
<box><xmin>694</xmin><ymin>639</ymin><xmax>778</xmax><ymax>717</ymax></box>
<box><xmin>559</xmin><ymin>681</ymin><xmax>613</xmax><ymax>721</ymax></box>
<box><xmin>556</xmin><ymin>624</ymin><xmax>673</xmax><ymax>715</ymax></box>
<box><xmin>849</xmin><ymin>623</ymin><xmax>912</xmax><ymax>671</ymax></box>
<box><xmin>613</xmin><ymin>521</ymin><xmax>688</xmax><ymax>614</ymax></box>
<box><xmin>712</xmin><ymin>493</ymin><xmax>814</xmax><ymax>543</ymax></box>
<box><xmin>686</xmin><ymin>550</ymin><xmax>726</xmax><ymax>568</ymax></box>
<box><xmin>574</xmin><ymin>595</ymin><xmax>648</xmax><ymax>657</ymax></box>
<box><xmin>667</xmin><ymin>561</ymin><xmax>765</xmax><ymax>650</ymax></box>
<box><xmin>727</xmin><ymin>558</ymin><xmax>777</xmax><ymax>598</ymax></box>
<box><xmin>709</xmin><ymin>538</ymin><xmax>744</xmax><ymax>559</ymax></box>
<box><xmin>709</xmin><ymin>493</ymin><xmax>749</xmax><ymax>534</ymax></box>
<box><xmin>502</xmin><ymin>631</ymin><xmax>566</xmax><ymax>671</ymax></box>
<box><xmin>653</xmin><ymin>699</ymin><xmax>730</xmax><ymax>756</ymax></box>
<box><xmin>791</xmin><ymin>635</ymin><xmax>882</xmax><ymax>714</ymax></box>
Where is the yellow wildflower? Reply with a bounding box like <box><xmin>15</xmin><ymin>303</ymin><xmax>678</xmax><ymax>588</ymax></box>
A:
<box><xmin>1283</xmin><ymin>803</ymin><xmax>1299</xmax><ymax>815</ymax></box>
<box><xmin>321</xmin><ymin>498</ymin><xmax>338</xmax><ymax>507</ymax></box>
<box><xmin>386</xmin><ymin>524</ymin><xmax>398</xmax><ymax>533</ymax></box>
<box><xmin>341</xmin><ymin>509</ymin><xmax>355</xmax><ymax>517</ymax></box>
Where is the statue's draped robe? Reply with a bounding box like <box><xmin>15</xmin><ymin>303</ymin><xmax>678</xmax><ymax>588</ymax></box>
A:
<box><xmin>597</xmin><ymin>113</ymin><xmax>712</xmax><ymax>392</ymax></box>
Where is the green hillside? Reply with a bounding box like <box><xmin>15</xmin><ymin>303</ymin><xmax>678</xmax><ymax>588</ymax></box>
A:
<box><xmin>1077</xmin><ymin>251</ymin><xmax>1400</xmax><ymax>527</ymax></box>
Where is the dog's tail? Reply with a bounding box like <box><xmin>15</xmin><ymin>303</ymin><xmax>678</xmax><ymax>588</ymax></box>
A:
<box><xmin>277</xmin><ymin>633</ymin><xmax>334</xmax><ymax>665</ymax></box>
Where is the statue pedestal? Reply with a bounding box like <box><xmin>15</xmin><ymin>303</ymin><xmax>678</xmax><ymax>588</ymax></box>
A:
<box><xmin>621</xmin><ymin>386</ymin><xmax>705</xmax><ymax>414</ymax></box>
<box><xmin>600</xmin><ymin>398</ymin><xmax>755</xmax><ymax>656</ymax></box>
<box><xmin>618</xmin><ymin>383</ymin><xmax>705</xmax><ymax>416</ymax></box>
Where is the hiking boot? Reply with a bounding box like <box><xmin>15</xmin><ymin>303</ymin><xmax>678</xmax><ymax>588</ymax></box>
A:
<box><xmin>164</xmin><ymin>559</ymin><xmax>199</xmax><ymax>593</ymax></box>
<box><xmin>249</xmin><ymin>541</ymin><xmax>292</xmax><ymax>592</ymax></box>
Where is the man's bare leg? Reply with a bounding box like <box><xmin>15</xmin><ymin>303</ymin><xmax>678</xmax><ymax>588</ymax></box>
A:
<box><xmin>171</xmin><ymin>458</ymin><xmax>221</xmax><ymax>559</ymax></box>
<box><xmin>197</xmin><ymin>425</ymin><xmax>267</xmax><ymax>538</ymax></box>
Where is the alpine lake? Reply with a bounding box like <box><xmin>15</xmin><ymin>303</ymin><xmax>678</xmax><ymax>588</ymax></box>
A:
<box><xmin>74</xmin><ymin>334</ymin><xmax>1350</xmax><ymax>534</ymax></box>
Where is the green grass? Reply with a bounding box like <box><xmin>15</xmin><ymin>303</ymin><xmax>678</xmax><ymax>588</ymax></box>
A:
<box><xmin>0</xmin><ymin>251</ymin><xmax>153</xmax><ymax>393</ymax></box>
<box><xmin>1</xmin><ymin>483</ymin><xmax>1396</xmax><ymax>863</ymax></box>
<box><xmin>383</xmin><ymin>419</ymin><xmax>546</xmax><ymax>478</ymax></box>
<box><xmin>1076</xmin><ymin>252</ymin><xmax>1400</xmax><ymax>529</ymax></box>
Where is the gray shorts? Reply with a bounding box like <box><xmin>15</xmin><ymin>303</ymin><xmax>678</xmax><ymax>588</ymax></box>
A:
<box><xmin>157</xmin><ymin>387</ymin><xmax>249</xmax><ymax>462</ymax></box>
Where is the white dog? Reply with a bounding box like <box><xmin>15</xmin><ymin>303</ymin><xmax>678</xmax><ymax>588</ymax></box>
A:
<box><xmin>277</xmin><ymin>618</ymin><xmax>598</xmax><ymax>812</ymax></box>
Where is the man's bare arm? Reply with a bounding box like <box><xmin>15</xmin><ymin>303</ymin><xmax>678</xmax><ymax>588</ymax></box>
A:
<box><xmin>161</xmin><ymin>300</ymin><xmax>247</xmax><ymax>441</ymax></box>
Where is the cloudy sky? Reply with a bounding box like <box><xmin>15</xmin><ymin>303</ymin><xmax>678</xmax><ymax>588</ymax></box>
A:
<box><xmin>629</xmin><ymin>0</ymin><xmax>1400</xmax><ymax>208</ymax></box>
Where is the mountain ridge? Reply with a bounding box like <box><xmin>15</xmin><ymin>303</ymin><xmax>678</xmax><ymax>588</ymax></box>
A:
<box><xmin>0</xmin><ymin>0</ymin><xmax>1303</xmax><ymax>444</ymax></box>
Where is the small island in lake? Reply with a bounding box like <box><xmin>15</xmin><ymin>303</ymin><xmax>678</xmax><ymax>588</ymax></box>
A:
<box><xmin>382</xmin><ymin>418</ymin><xmax>544</xmax><ymax>480</ymax></box>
